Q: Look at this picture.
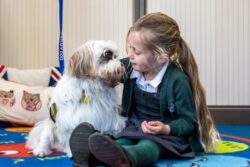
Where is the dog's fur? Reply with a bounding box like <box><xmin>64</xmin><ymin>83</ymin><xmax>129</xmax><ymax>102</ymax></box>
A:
<box><xmin>26</xmin><ymin>40</ymin><xmax>127</xmax><ymax>157</ymax></box>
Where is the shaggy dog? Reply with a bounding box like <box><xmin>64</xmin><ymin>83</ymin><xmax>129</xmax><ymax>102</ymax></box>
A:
<box><xmin>26</xmin><ymin>40</ymin><xmax>127</xmax><ymax>157</ymax></box>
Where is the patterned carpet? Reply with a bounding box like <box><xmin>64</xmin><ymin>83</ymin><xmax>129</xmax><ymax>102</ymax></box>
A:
<box><xmin>0</xmin><ymin>125</ymin><xmax>249</xmax><ymax>167</ymax></box>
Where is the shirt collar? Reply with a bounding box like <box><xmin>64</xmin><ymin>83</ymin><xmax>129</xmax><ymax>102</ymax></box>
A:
<box><xmin>130</xmin><ymin>61</ymin><xmax>169</xmax><ymax>88</ymax></box>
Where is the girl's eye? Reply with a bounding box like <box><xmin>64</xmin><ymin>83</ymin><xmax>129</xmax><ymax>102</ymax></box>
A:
<box><xmin>128</xmin><ymin>45</ymin><xmax>141</xmax><ymax>55</ymax></box>
<box><xmin>133</xmin><ymin>48</ymin><xmax>141</xmax><ymax>55</ymax></box>
<box><xmin>134</xmin><ymin>50</ymin><xmax>141</xmax><ymax>55</ymax></box>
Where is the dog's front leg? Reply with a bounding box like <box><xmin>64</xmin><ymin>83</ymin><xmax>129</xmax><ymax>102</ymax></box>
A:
<box><xmin>55</xmin><ymin>127</ymin><xmax>73</xmax><ymax>157</ymax></box>
<box><xmin>30</xmin><ymin>120</ymin><xmax>57</xmax><ymax>157</ymax></box>
<box><xmin>63</xmin><ymin>138</ymin><xmax>72</xmax><ymax>157</ymax></box>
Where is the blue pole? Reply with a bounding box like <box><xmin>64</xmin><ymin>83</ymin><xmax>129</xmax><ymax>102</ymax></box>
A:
<box><xmin>58</xmin><ymin>0</ymin><xmax>64</xmax><ymax>74</ymax></box>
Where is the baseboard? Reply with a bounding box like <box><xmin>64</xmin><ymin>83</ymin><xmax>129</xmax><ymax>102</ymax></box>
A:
<box><xmin>208</xmin><ymin>105</ymin><xmax>250</xmax><ymax>125</ymax></box>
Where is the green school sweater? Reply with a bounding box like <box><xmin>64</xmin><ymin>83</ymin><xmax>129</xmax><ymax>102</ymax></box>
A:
<box><xmin>120</xmin><ymin>58</ymin><xmax>204</xmax><ymax>153</ymax></box>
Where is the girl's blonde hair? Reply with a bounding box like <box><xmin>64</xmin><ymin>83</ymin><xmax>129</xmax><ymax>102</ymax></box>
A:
<box><xmin>127</xmin><ymin>12</ymin><xmax>219</xmax><ymax>152</ymax></box>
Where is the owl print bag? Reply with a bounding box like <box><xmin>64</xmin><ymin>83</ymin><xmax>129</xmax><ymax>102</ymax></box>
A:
<box><xmin>0</xmin><ymin>79</ymin><xmax>54</xmax><ymax>126</ymax></box>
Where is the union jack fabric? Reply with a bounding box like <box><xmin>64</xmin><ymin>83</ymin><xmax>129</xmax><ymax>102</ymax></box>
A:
<box><xmin>0</xmin><ymin>65</ymin><xmax>8</xmax><ymax>80</ymax></box>
<box><xmin>49</xmin><ymin>66</ymin><xmax>61</xmax><ymax>87</ymax></box>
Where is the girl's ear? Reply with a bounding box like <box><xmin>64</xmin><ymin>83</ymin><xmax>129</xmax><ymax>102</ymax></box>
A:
<box><xmin>159</xmin><ymin>53</ymin><xmax>170</xmax><ymax>64</ymax></box>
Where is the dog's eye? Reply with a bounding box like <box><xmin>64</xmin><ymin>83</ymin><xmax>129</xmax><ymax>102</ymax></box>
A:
<box><xmin>99</xmin><ymin>50</ymin><xmax>115</xmax><ymax>64</ymax></box>
<box><xmin>104</xmin><ymin>50</ymin><xmax>113</xmax><ymax>58</ymax></box>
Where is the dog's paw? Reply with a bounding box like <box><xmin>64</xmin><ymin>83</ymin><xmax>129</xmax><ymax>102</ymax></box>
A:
<box><xmin>63</xmin><ymin>144</ymin><xmax>72</xmax><ymax>158</ymax></box>
<box><xmin>32</xmin><ymin>147</ymin><xmax>51</xmax><ymax>157</ymax></box>
<box><xmin>66</xmin><ymin>152</ymin><xmax>72</xmax><ymax>158</ymax></box>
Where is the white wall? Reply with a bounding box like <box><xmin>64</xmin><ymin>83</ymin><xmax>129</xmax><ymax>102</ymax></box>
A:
<box><xmin>63</xmin><ymin>0</ymin><xmax>133</xmax><ymax>62</ymax></box>
<box><xmin>0</xmin><ymin>0</ymin><xmax>58</xmax><ymax>68</ymax></box>
<box><xmin>147</xmin><ymin>0</ymin><xmax>250</xmax><ymax>105</ymax></box>
<box><xmin>0</xmin><ymin>0</ymin><xmax>133</xmax><ymax>68</ymax></box>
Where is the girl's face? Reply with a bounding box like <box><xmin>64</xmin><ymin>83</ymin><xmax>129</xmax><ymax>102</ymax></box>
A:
<box><xmin>127</xmin><ymin>31</ymin><xmax>157</xmax><ymax>74</ymax></box>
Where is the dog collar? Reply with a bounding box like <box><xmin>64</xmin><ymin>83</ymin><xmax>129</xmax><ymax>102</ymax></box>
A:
<box><xmin>49</xmin><ymin>103</ymin><xmax>57</xmax><ymax>123</ymax></box>
<box><xmin>80</xmin><ymin>90</ymin><xmax>89</xmax><ymax>104</ymax></box>
<box><xmin>80</xmin><ymin>96</ymin><xmax>89</xmax><ymax>103</ymax></box>
<box><xmin>50</xmin><ymin>92</ymin><xmax>89</xmax><ymax>123</ymax></box>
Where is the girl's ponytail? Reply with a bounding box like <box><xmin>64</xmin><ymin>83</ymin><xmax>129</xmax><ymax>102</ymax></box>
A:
<box><xmin>175</xmin><ymin>37</ymin><xmax>219</xmax><ymax>152</ymax></box>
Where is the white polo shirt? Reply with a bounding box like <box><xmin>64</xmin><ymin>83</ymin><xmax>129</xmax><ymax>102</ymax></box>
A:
<box><xmin>130</xmin><ymin>61</ymin><xmax>169</xmax><ymax>93</ymax></box>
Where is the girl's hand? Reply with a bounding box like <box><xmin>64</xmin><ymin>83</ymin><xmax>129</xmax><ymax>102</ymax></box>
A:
<box><xmin>141</xmin><ymin>121</ymin><xmax>171</xmax><ymax>135</ymax></box>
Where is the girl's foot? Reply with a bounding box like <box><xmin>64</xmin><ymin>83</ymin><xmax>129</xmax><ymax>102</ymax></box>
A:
<box><xmin>69</xmin><ymin>122</ymin><xmax>96</xmax><ymax>167</ymax></box>
<box><xmin>88</xmin><ymin>133</ymin><xmax>133</xmax><ymax>167</ymax></box>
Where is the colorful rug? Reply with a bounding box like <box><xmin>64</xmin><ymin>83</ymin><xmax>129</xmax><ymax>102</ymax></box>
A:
<box><xmin>0</xmin><ymin>125</ymin><xmax>249</xmax><ymax>167</ymax></box>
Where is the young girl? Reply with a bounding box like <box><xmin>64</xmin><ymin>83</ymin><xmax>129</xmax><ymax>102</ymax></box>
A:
<box><xmin>70</xmin><ymin>12</ymin><xmax>219</xmax><ymax>167</ymax></box>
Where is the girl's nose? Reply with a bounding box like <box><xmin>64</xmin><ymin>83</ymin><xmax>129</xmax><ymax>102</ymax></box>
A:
<box><xmin>128</xmin><ymin>50</ymin><xmax>134</xmax><ymax>60</ymax></box>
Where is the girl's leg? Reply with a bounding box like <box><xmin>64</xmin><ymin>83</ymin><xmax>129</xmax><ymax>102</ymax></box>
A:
<box><xmin>89</xmin><ymin>133</ymin><xmax>163</xmax><ymax>167</ymax></box>
<box><xmin>116</xmin><ymin>138</ymin><xmax>136</xmax><ymax>146</ymax></box>
<box><xmin>123</xmin><ymin>139</ymin><xmax>162</xmax><ymax>167</ymax></box>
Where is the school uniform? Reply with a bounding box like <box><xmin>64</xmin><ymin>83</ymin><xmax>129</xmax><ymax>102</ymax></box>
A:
<box><xmin>117</xmin><ymin>58</ymin><xmax>203</xmax><ymax>166</ymax></box>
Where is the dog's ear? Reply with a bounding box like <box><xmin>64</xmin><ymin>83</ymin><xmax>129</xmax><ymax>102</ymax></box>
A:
<box><xmin>68</xmin><ymin>45</ymin><xmax>93</xmax><ymax>78</ymax></box>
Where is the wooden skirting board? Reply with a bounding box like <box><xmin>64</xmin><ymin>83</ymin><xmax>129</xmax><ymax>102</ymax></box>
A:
<box><xmin>209</xmin><ymin>106</ymin><xmax>250</xmax><ymax>125</ymax></box>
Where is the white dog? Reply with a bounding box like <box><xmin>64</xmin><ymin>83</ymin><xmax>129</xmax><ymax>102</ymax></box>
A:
<box><xmin>26</xmin><ymin>40</ymin><xmax>127</xmax><ymax>157</ymax></box>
